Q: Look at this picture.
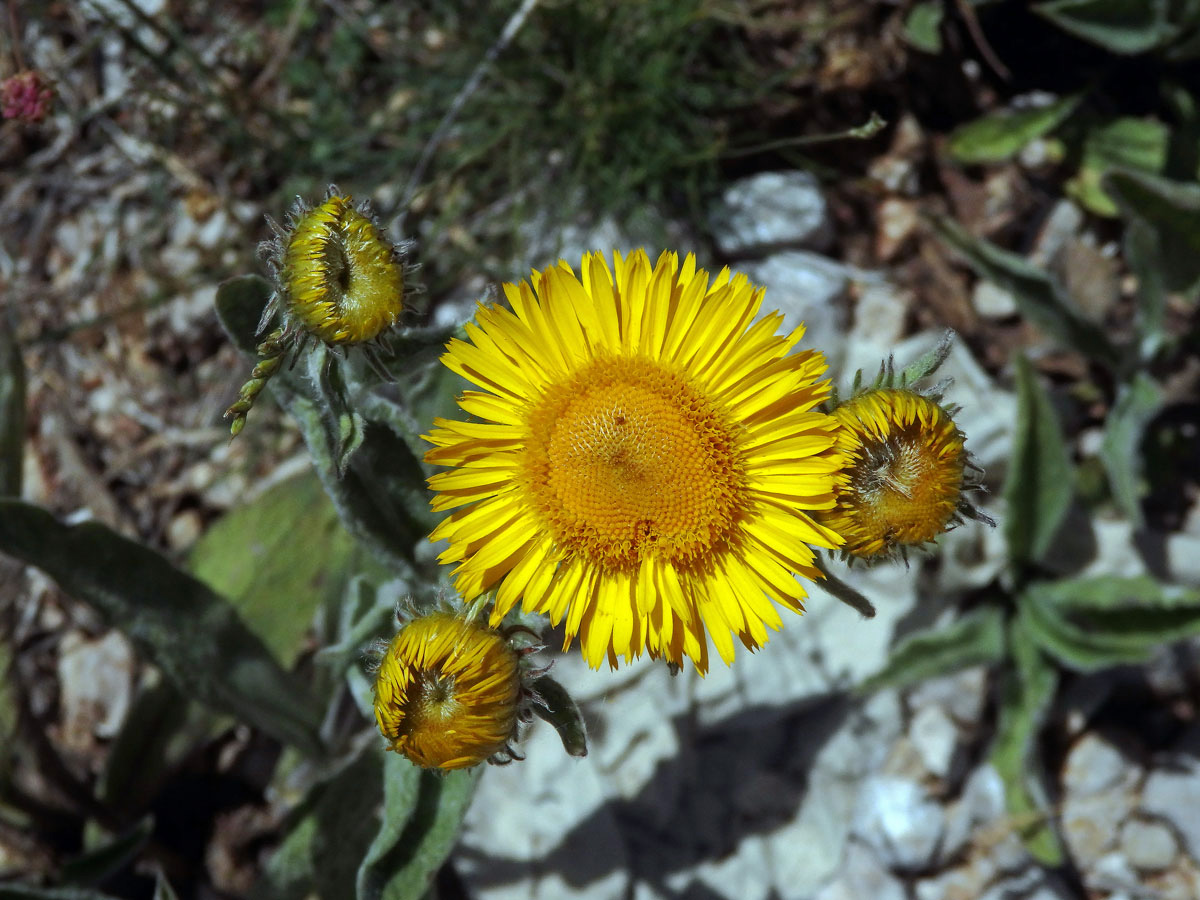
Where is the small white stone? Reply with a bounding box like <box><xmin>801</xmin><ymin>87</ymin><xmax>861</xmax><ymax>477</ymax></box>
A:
<box><xmin>972</xmin><ymin>280</ymin><xmax>1018</xmax><ymax>318</ymax></box>
<box><xmin>1120</xmin><ymin>819</ymin><xmax>1177</xmax><ymax>872</ymax></box>
<box><xmin>56</xmin><ymin>630</ymin><xmax>135</xmax><ymax>747</ymax></box>
<box><xmin>1062</xmin><ymin>733</ymin><xmax>1128</xmax><ymax>796</ymax></box>
<box><xmin>909</xmin><ymin>704</ymin><xmax>959</xmax><ymax>779</ymax></box>
<box><xmin>710</xmin><ymin>170</ymin><xmax>833</xmax><ymax>255</ymax></box>
<box><xmin>1142</xmin><ymin>758</ymin><xmax>1200</xmax><ymax>865</ymax></box>
<box><xmin>813</xmin><ymin>840</ymin><xmax>907</xmax><ymax>900</ymax></box>
<box><xmin>852</xmin><ymin>775</ymin><xmax>945</xmax><ymax>872</ymax></box>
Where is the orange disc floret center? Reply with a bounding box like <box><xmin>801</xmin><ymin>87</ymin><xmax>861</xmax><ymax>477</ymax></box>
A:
<box><xmin>832</xmin><ymin>390</ymin><xmax>966</xmax><ymax>556</ymax></box>
<box><xmin>522</xmin><ymin>356</ymin><xmax>746</xmax><ymax>568</ymax></box>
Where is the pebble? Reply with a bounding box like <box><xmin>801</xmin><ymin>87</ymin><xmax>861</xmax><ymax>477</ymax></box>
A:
<box><xmin>1061</xmin><ymin>732</ymin><xmax>1129</xmax><ymax>796</ymax></box>
<box><xmin>56</xmin><ymin>630</ymin><xmax>135</xmax><ymax>750</ymax></box>
<box><xmin>1142</xmin><ymin>757</ymin><xmax>1200</xmax><ymax>866</ymax></box>
<box><xmin>813</xmin><ymin>840</ymin><xmax>907</xmax><ymax>900</ymax></box>
<box><xmin>710</xmin><ymin>170</ymin><xmax>833</xmax><ymax>256</ymax></box>
<box><xmin>971</xmin><ymin>280</ymin><xmax>1018</xmax><ymax>318</ymax></box>
<box><xmin>908</xmin><ymin>704</ymin><xmax>959</xmax><ymax>779</ymax></box>
<box><xmin>852</xmin><ymin>774</ymin><xmax>946</xmax><ymax>872</ymax></box>
<box><xmin>1120</xmin><ymin>818</ymin><xmax>1177</xmax><ymax>872</ymax></box>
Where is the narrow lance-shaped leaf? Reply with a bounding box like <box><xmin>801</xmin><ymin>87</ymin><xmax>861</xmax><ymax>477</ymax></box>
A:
<box><xmin>0</xmin><ymin>328</ymin><xmax>25</xmax><ymax>497</ymax></box>
<box><xmin>929</xmin><ymin>215</ymin><xmax>1121</xmax><ymax>368</ymax></box>
<box><xmin>0</xmin><ymin>501</ymin><xmax>323</xmax><ymax>757</ymax></box>
<box><xmin>947</xmin><ymin>93</ymin><xmax>1081</xmax><ymax>164</ymax></box>
<box><xmin>1105</xmin><ymin>169</ymin><xmax>1200</xmax><ymax>301</ymax></box>
<box><xmin>990</xmin><ymin>615</ymin><xmax>1063</xmax><ymax>865</ymax></box>
<box><xmin>1035</xmin><ymin>0</ymin><xmax>1183</xmax><ymax>55</ymax></box>
<box><xmin>354</xmin><ymin>751</ymin><xmax>422</xmax><ymax>900</ymax></box>
<box><xmin>1099</xmin><ymin>372</ymin><xmax>1163</xmax><ymax>526</ymax></box>
<box><xmin>1004</xmin><ymin>357</ymin><xmax>1075</xmax><ymax>573</ymax></box>
<box><xmin>858</xmin><ymin>606</ymin><xmax>1007</xmax><ymax>695</ymax></box>
<box><xmin>1020</xmin><ymin>576</ymin><xmax>1200</xmax><ymax>671</ymax></box>
<box><xmin>358</xmin><ymin>765</ymin><xmax>480</xmax><ymax>900</ymax></box>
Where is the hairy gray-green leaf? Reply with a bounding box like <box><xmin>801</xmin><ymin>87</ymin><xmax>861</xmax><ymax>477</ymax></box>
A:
<box><xmin>930</xmin><ymin>216</ymin><xmax>1120</xmax><ymax>366</ymax></box>
<box><xmin>358</xmin><ymin>766</ymin><xmax>480</xmax><ymax>900</ymax></box>
<box><xmin>61</xmin><ymin>817</ymin><xmax>154</xmax><ymax>887</ymax></box>
<box><xmin>354</xmin><ymin>752</ymin><xmax>422</xmax><ymax>900</ymax></box>
<box><xmin>189</xmin><ymin>472</ymin><xmax>361</xmax><ymax>666</ymax></box>
<box><xmin>1105</xmin><ymin>170</ymin><xmax>1200</xmax><ymax>300</ymax></box>
<box><xmin>1068</xmin><ymin>117</ymin><xmax>1169</xmax><ymax>216</ymax></box>
<box><xmin>215</xmin><ymin>276</ymin><xmax>433</xmax><ymax>573</ymax></box>
<box><xmin>1036</xmin><ymin>0</ymin><xmax>1191</xmax><ymax>55</ymax></box>
<box><xmin>991</xmin><ymin>616</ymin><xmax>1063</xmax><ymax>864</ymax></box>
<box><xmin>532</xmin><ymin>675</ymin><xmax>590</xmax><ymax>758</ymax></box>
<box><xmin>1099</xmin><ymin>372</ymin><xmax>1163</xmax><ymax>526</ymax></box>
<box><xmin>903</xmin><ymin>2</ymin><xmax>944</xmax><ymax>53</ymax></box>
<box><xmin>1020</xmin><ymin>576</ymin><xmax>1200</xmax><ymax>670</ymax></box>
<box><xmin>0</xmin><ymin>501</ymin><xmax>323</xmax><ymax>756</ymax></box>
<box><xmin>97</xmin><ymin>675</ymin><xmax>188</xmax><ymax>811</ymax></box>
<box><xmin>947</xmin><ymin>94</ymin><xmax>1080</xmax><ymax>163</ymax></box>
<box><xmin>897</xmin><ymin>329</ymin><xmax>954</xmax><ymax>387</ymax></box>
<box><xmin>255</xmin><ymin>745</ymin><xmax>384</xmax><ymax>900</ymax></box>
<box><xmin>858</xmin><ymin>606</ymin><xmax>1007</xmax><ymax>694</ymax></box>
<box><xmin>0</xmin><ymin>328</ymin><xmax>25</xmax><ymax>497</ymax></box>
<box><xmin>1004</xmin><ymin>357</ymin><xmax>1075</xmax><ymax>572</ymax></box>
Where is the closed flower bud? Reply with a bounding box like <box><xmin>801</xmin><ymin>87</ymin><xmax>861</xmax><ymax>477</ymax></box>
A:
<box><xmin>372</xmin><ymin>612</ymin><xmax>525</xmax><ymax>771</ymax></box>
<box><xmin>224</xmin><ymin>188</ymin><xmax>413</xmax><ymax>436</ymax></box>
<box><xmin>817</xmin><ymin>387</ymin><xmax>990</xmax><ymax>561</ymax></box>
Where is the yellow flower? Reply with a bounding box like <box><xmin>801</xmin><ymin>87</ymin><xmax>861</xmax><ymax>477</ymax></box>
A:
<box><xmin>278</xmin><ymin>194</ymin><xmax>406</xmax><ymax>346</ymax></box>
<box><xmin>424</xmin><ymin>249</ymin><xmax>845</xmax><ymax>673</ymax></box>
<box><xmin>373</xmin><ymin>613</ymin><xmax>522</xmax><ymax>770</ymax></box>
<box><xmin>224</xmin><ymin>189</ymin><xmax>410</xmax><ymax>437</ymax></box>
<box><xmin>816</xmin><ymin>388</ymin><xmax>970</xmax><ymax>559</ymax></box>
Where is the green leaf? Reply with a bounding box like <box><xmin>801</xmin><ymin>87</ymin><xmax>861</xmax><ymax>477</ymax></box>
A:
<box><xmin>530</xmin><ymin>675</ymin><xmax>590</xmax><ymax>758</ymax></box>
<box><xmin>929</xmin><ymin>215</ymin><xmax>1121</xmax><ymax>366</ymax></box>
<box><xmin>903</xmin><ymin>2</ymin><xmax>944</xmax><ymax>53</ymax></box>
<box><xmin>354</xmin><ymin>752</ymin><xmax>422</xmax><ymax>900</ymax></box>
<box><xmin>96</xmin><ymin>674</ymin><xmax>190</xmax><ymax>811</ymax></box>
<box><xmin>1068</xmin><ymin>117</ymin><xmax>1169</xmax><ymax>216</ymax></box>
<box><xmin>189</xmin><ymin>472</ymin><xmax>361</xmax><ymax>666</ymax></box>
<box><xmin>897</xmin><ymin>329</ymin><xmax>954</xmax><ymax>387</ymax></box>
<box><xmin>0</xmin><ymin>328</ymin><xmax>25</xmax><ymax>497</ymax></box>
<box><xmin>0</xmin><ymin>888</ymin><xmax>123</xmax><ymax>900</ymax></box>
<box><xmin>215</xmin><ymin>276</ymin><xmax>434</xmax><ymax>574</ymax></box>
<box><xmin>1099</xmin><ymin>372</ymin><xmax>1163</xmax><ymax>525</ymax></box>
<box><xmin>1020</xmin><ymin>576</ymin><xmax>1200</xmax><ymax>670</ymax></box>
<box><xmin>215</xmin><ymin>275</ymin><xmax>276</xmax><ymax>355</ymax></box>
<box><xmin>1003</xmin><ymin>357</ymin><xmax>1075</xmax><ymax>571</ymax></box>
<box><xmin>990</xmin><ymin>616</ymin><xmax>1063</xmax><ymax>864</ymax></box>
<box><xmin>153</xmin><ymin>873</ymin><xmax>181</xmax><ymax>900</ymax></box>
<box><xmin>1036</xmin><ymin>0</ymin><xmax>1184</xmax><ymax>55</ymax></box>
<box><xmin>947</xmin><ymin>94</ymin><xmax>1081</xmax><ymax>164</ymax></box>
<box><xmin>1105</xmin><ymin>170</ymin><xmax>1200</xmax><ymax>301</ymax></box>
<box><xmin>858</xmin><ymin>606</ymin><xmax>1007</xmax><ymax>694</ymax></box>
<box><xmin>0</xmin><ymin>501</ymin><xmax>323</xmax><ymax>757</ymax></box>
<box><xmin>357</xmin><ymin>766</ymin><xmax>480</xmax><ymax>900</ymax></box>
<box><xmin>255</xmin><ymin>746</ymin><xmax>385</xmax><ymax>900</ymax></box>
<box><xmin>61</xmin><ymin>817</ymin><xmax>154</xmax><ymax>887</ymax></box>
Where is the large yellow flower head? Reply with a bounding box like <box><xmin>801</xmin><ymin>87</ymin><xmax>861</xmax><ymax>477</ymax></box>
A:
<box><xmin>816</xmin><ymin>388</ymin><xmax>970</xmax><ymax>560</ymax></box>
<box><xmin>424</xmin><ymin>249</ymin><xmax>846</xmax><ymax>673</ymax></box>
<box><xmin>373</xmin><ymin>612</ymin><xmax>522</xmax><ymax>770</ymax></box>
